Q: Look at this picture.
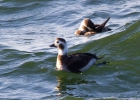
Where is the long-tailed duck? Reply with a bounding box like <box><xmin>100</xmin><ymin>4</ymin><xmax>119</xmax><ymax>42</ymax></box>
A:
<box><xmin>50</xmin><ymin>38</ymin><xmax>103</xmax><ymax>73</ymax></box>
<box><xmin>75</xmin><ymin>17</ymin><xmax>111</xmax><ymax>36</ymax></box>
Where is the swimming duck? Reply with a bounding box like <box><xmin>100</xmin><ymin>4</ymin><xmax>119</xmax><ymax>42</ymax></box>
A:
<box><xmin>75</xmin><ymin>17</ymin><xmax>111</xmax><ymax>36</ymax></box>
<box><xmin>50</xmin><ymin>38</ymin><xmax>103</xmax><ymax>73</ymax></box>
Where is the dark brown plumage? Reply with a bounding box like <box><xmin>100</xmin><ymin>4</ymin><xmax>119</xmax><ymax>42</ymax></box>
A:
<box><xmin>50</xmin><ymin>38</ymin><xmax>103</xmax><ymax>73</ymax></box>
<box><xmin>75</xmin><ymin>17</ymin><xmax>112</xmax><ymax>36</ymax></box>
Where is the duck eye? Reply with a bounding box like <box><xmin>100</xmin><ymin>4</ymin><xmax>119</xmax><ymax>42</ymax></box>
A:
<box><xmin>57</xmin><ymin>41</ymin><xmax>59</xmax><ymax>43</ymax></box>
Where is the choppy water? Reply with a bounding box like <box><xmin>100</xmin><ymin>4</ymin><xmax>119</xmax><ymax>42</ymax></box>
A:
<box><xmin>0</xmin><ymin>0</ymin><xmax>140</xmax><ymax>99</ymax></box>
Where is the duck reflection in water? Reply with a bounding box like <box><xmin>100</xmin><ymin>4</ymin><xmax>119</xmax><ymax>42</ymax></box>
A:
<box><xmin>55</xmin><ymin>76</ymin><xmax>88</xmax><ymax>94</ymax></box>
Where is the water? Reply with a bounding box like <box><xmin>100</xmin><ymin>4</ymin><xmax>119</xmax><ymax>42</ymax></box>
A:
<box><xmin>0</xmin><ymin>0</ymin><xmax>140</xmax><ymax>99</ymax></box>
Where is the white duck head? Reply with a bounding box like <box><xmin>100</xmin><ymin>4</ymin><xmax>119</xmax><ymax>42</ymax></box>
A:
<box><xmin>50</xmin><ymin>38</ymin><xmax>68</xmax><ymax>55</ymax></box>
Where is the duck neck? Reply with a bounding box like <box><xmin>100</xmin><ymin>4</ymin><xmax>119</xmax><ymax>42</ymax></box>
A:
<box><xmin>57</xmin><ymin>47</ymin><xmax>68</xmax><ymax>70</ymax></box>
<box><xmin>58</xmin><ymin>46</ymin><xmax>68</xmax><ymax>56</ymax></box>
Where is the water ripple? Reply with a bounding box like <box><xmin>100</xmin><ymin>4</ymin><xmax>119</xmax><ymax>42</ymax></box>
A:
<box><xmin>0</xmin><ymin>0</ymin><xmax>140</xmax><ymax>99</ymax></box>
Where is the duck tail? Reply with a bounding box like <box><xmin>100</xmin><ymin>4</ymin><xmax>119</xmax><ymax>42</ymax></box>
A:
<box><xmin>96</xmin><ymin>55</ymin><xmax>109</xmax><ymax>65</ymax></box>
<box><xmin>95</xmin><ymin>17</ymin><xmax>110</xmax><ymax>32</ymax></box>
<box><xmin>97</xmin><ymin>56</ymin><xmax>104</xmax><ymax>60</ymax></box>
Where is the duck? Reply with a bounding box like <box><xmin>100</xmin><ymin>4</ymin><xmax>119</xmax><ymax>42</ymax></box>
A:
<box><xmin>50</xmin><ymin>38</ymin><xmax>104</xmax><ymax>73</ymax></box>
<box><xmin>74</xmin><ymin>17</ymin><xmax>111</xmax><ymax>36</ymax></box>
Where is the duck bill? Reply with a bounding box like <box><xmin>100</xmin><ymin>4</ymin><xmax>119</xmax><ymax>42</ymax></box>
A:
<box><xmin>50</xmin><ymin>43</ymin><xmax>57</xmax><ymax>47</ymax></box>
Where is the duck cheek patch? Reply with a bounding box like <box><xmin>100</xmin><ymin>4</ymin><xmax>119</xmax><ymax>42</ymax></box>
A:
<box><xmin>59</xmin><ymin>44</ymin><xmax>64</xmax><ymax>50</ymax></box>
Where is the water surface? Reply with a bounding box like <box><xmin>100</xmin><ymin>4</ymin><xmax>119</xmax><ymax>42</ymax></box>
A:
<box><xmin>0</xmin><ymin>0</ymin><xmax>140</xmax><ymax>99</ymax></box>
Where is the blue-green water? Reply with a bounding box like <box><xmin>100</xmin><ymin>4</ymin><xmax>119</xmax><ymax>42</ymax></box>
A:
<box><xmin>0</xmin><ymin>0</ymin><xmax>140</xmax><ymax>99</ymax></box>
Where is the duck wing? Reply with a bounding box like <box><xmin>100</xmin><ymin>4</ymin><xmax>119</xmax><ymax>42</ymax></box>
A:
<box><xmin>66</xmin><ymin>53</ymin><xmax>98</xmax><ymax>73</ymax></box>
